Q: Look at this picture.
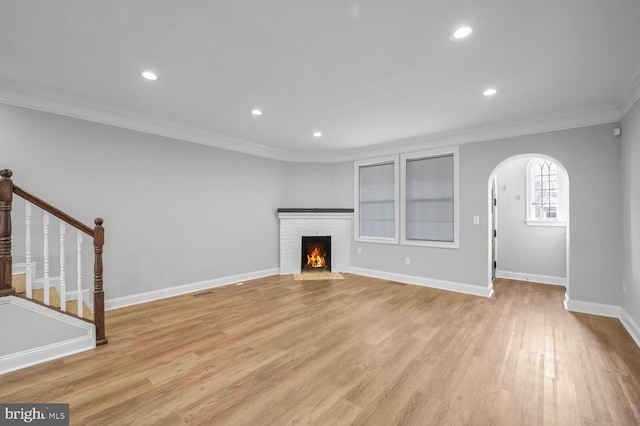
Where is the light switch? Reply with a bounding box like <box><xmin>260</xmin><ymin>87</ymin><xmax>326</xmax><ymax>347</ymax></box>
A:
<box><xmin>473</xmin><ymin>216</ymin><xmax>480</xmax><ymax>225</ymax></box>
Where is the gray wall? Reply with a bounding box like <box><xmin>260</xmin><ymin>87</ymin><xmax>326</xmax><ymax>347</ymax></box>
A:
<box><xmin>351</xmin><ymin>123</ymin><xmax>622</xmax><ymax>305</ymax></box>
<box><xmin>1</xmin><ymin>103</ymin><xmax>624</xmax><ymax>309</ymax></box>
<box><xmin>622</xmin><ymin>99</ymin><xmax>640</xmax><ymax>325</ymax></box>
<box><xmin>1</xmin><ymin>104</ymin><xmax>287</xmax><ymax>299</ymax></box>
<box><xmin>495</xmin><ymin>157</ymin><xmax>566</xmax><ymax>279</ymax></box>
<box><xmin>282</xmin><ymin>161</ymin><xmax>353</xmax><ymax>208</ymax></box>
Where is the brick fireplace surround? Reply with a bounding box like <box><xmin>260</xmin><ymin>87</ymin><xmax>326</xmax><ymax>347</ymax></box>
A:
<box><xmin>278</xmin><ymin>208</ymin><xmax>354</xmax><ymax>274</ymax></box>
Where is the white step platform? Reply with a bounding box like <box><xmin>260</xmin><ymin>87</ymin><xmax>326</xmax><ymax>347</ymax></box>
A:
<box><xmin>0</xmin><ymin>296</ymin><xmax>95</xmax><ymax>375</ymax></box>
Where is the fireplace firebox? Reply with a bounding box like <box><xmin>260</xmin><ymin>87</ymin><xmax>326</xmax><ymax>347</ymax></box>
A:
<box><xmin>301</xmin><ymin>236</ymin><xmax>331</xmax><ymax>272</ymax></box>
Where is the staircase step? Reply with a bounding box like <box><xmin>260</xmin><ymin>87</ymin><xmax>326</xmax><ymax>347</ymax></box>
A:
<box><xmin>17</xmin><ymin>287</ymin><xmax>94</xmax><ymax>322</ymax></box>
<box><xmin>66</xmin><ymin>301</ymin><xmax>94</xmax><ymax>321</ymax></box>
<box><xmin>11</xmin><ymin>273</ymin><xmax>26</xmax><ymax>294</ymax></box>
<box><xmin>31</xmin><ymin>288</ymin><xmax>61</xmax><ymax>308</ymax></box>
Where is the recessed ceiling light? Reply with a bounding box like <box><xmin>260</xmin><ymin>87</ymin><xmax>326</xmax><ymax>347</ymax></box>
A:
<box><xmin>451</xmin><ymin>26</ymin><xmax>473</xmax><ymax>40</ymax></box>
<box><xmin>141</xmin><ymin>71</ymin><xmax>158</xmax><ymax>81</ymax></box>
<box><xmin>483</xmin><ymin>88</ymin><xmax>497</xmax><ymax>96</ymax></box>
<box><xmin>313</xmin><ymin>132</ymin><xmax>322</xmax><ymax>137</ymax></box>
<box><xmin>251</xmin><ymin>109</ymin><xmax>262</xmax><ymax>116</ymax></box>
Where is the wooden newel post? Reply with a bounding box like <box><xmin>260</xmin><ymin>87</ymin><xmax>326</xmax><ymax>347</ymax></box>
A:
<box><xmin>93</xmin><ymin>217</ymin><xmax>107</xmax><ymax>345</ymax></box>
<box><xmin>0</xmin><ymin>169</ymin><xmax>15</xmax><ymax>297</ymax></box>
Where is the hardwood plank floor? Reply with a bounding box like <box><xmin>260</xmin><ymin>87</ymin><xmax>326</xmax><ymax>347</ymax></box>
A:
<box><xmin>1</xmin><ymin>275</ymin><xmax>639</xmax><ymax>425</ymax></box>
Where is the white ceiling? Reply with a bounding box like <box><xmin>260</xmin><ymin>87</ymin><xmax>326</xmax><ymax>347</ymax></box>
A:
<box><xmin>1</xmin><ymin>1</ymin><xmax>640</xmax><ymax>162</ymax></box>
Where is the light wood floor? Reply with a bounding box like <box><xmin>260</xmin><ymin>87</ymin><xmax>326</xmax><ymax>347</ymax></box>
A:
<box><xmin>1</xmin><ymin>275</ymin><xmax>639</xmax><ymax>425</ymax></box>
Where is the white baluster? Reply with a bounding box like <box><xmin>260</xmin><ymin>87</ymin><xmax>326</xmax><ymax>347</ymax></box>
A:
<box><xmin>43</xmin><ymin>212</ymin><xmax>50</xmax><ymax>305</ymax></box>
<box><xmin>25</xmin><ymin>201</ymin><xmax>32</xmax><ymax>298</ymax></box>
<box><xmin>60</xmin><ymin>222</ymin><xmax>66</xmax><ymax>312</ymax></box>
<box><xmin>77</xmin><ymin>230</ymin><xmax>83</xmax><ymax>318</ymax></box>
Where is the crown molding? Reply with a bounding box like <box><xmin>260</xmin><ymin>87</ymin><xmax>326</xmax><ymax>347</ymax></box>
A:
<box><xmin>324</xmin><ymin>103</ymin><xmax>622</xmax><ymax>163</ymax></box>
<box><xmin>616</xmin><ymin>56</ymin><xmax>640</xmax><ymax>117</ymax></box>
<box><xmin>0</xmin><ymin>82</ymin><xmax>288</xmax><ymax>161</ymax></box>
<box><xmin>0</xmin><ymin>82</ymin><xmax>623</xmax><ymax>164</ymax></box>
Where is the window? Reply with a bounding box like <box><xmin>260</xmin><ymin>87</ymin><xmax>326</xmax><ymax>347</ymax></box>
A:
<box><xmin>354</xmin><ymin>148</ymin><xmax>459</xmax><ymax>248</ymax></box>
<box><xmin>526</xmin><ymin>158</ymin><xmax>567</xmax><ymax>226</ymax></box>
<box><xmin>401</xmin><ymin>147</ymin><xmax>459</xmax><ymax>248</ymax></box>
<box><xmin>354</xmin><ymin>156</ymin><xmax>399</xmax><ymax>243</ymax></box>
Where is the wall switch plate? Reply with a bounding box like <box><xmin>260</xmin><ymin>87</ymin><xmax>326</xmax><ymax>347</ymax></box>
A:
<box><xmin>357</xmin><ymin>247</ymin><xmax>362</xmax><ymax>254</ymax></box>
<box><xmin>473</xmin><ymin>216</ymin><xmax>480</xmax><ymax>225</ymax></box>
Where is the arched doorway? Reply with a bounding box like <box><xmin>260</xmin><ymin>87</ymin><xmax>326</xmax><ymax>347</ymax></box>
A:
<box><xmin>487</xmin><ymin>154</ymin><xmax>570</xmax><ymax>299</ymax></box>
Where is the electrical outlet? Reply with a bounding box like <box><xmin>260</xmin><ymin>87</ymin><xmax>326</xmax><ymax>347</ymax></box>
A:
<box><xmin>405</xmin><ymin>257</ymin><xmax>410</xmax><ymax>265</ymax></box>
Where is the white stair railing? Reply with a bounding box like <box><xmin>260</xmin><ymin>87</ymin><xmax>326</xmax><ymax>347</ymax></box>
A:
<box><xmin>77</xmin><ymin>229</ymin><xmax>83</xmax><ymax>319</ymax></box>
<box><xmin>60</xmin><ymin>221</ymin><xmax>66</xmax><ymax>312</ymax></box>
<box><xmin>25</xmin><ymin>201</ymin><xmax>32</xmax><ymax>298</ymax></box>
<box><xmin>20</xmin><ymin>202</ymin><xmax>92</xmax><ymax>318</ymax></box>
<box><xmin>43</xmin><ymin>211</ymin><xmax>50</xmax><ymax>306</ymax></box>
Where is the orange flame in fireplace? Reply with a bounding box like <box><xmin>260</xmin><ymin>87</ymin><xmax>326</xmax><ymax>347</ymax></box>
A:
<box><xmin>307</xmin><ymin>247</ymin><xmax>326</xmax><ymax>268</ymax></box>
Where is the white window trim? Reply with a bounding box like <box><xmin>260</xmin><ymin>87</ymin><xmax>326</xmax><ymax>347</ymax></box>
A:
<box><xmin>354</xmin><ymin>156</ymin><xmax>400</xmax><ymax>244</ymax></box>
<box><xmin>525</xmin><ymin>158</ymin><xmax>567</xmax><ymax>227</ymax></box>
<box><xmin>400</xmin><ymin>146</ymin><xmax>460</xmax><ymax>249</ymax></box>
<box><xmin>525</xmin><ymin>219</ymin><xmax>567</xmax><ymax>227</ymax></box>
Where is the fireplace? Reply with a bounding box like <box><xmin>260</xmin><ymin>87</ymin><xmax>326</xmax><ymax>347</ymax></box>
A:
<box><xmin>278</xmin><ymin>208</ymin><xmax>353</xmax><ymax>274</ymax></box>
<box><xmin>301</xmin><ymin>236</ymin><xmax>331</xmax><ymax>272</ymax></box>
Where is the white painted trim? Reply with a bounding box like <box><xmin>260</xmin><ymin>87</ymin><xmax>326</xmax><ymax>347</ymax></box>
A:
<box><xmin>563</xmin><ymin>300</ymin><xmax>640</xmax><ymax>350</ymax></box>
<box><xmin>349</xmin><ymin>267</ymin><xmax>493</xmax><ymax>298</ymax></box>
<box><xmin>495</xmin><ymin>270</ymin><xmax>567</xmax><ymax>286</ymax></box>
<box><xmin>620</xmin><ymin>309</ymin><xmax>640</xmax><ymax>349</ymax></box>
<box><xmin>0</xmin><ymin>296</ymin><xmax>95</xmax><ymax>375</ymax></box>
<box><xmin>324</xmin><ymin>104</ymin><xmax>621</xmax><ymax>163</ymax></box>
<box><xmin>488</xmin><ymin>153</ymin><xmax>571</xmax><ymax>311</ymax></box>
<box><xmin>564</xmin><ymin>297</ymin><xmax>621</xmax><ymax>318</ymax></box>
<box><xmin>64</xmin><ymin>288</ymin><xmax>90</xmax><ymax>298</ymax></box>
<box><xmin>354</xmin><ymin>156</ymin><xmax>400</xmax><ymax>244</ymax></box>
<box><xmin>105</xmin><ymin>268</ymin><xmax>279</xmax><ymax>311</ymax></box>
<box><xmin>0</xmin><ymin>83</ymin><xmax>287</xmax><ymax>161</ymax></box>
<box><xmin>525</xmin><ymin>220</ymin><xmax>566</xmax><ymax>227</ymax></box>
<box><xmin>525</xmin><ymin>157</ymin><xmax>568</xmax><ymax>223</ymax></box>
<box><xmin>0</xmin><ymin>83</ymin><xmax>621</xmax><ymax>163</ymax></box>
<box><xmin>33</xmin><ymin>276</ymin><xmax>61</xmax><ymax>286</ymax></box>
<box><xmin>12</xmin><ymin>262</ymin><xmax>37</xmax><ymax>275</ymax></box>
<box><xmin>0</xmin><ymin>336</ymin><xmax>95</xmax><ymax>376</ymax></box>
<box><xmin>616</xmin><ymin>56</ymin><xmax>640</xmax><ymax>117</ymax></box>
<box><xmin>400</xmin><ymin>147</ymin><xmax>460</xmax><ymax>249</ymax></box>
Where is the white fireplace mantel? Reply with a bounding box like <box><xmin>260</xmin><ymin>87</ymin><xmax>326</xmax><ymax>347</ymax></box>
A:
<box><xmin>278</xmin><ymin>209</ymin><xmax>353</xmax><ymax>274</ymax></box>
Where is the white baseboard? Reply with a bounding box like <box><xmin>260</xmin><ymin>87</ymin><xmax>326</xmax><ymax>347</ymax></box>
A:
<box><xmin>564</xmin><ymin>298</ymin><xmax>640</xmax><ymax>349</ymax></box>
<box><xmin>12</xmin><ymin>262</ymin><xmax>36</xmax><ymax>275</ymax></box>
<box><xmin>564</xmin><ymin>297</ymin><xmax>622</xmax><ymax>318</ymax></box>
<box><xmin>0</xmin><ymin>296</ymin><xmax>95</xmax><ymax>375</ymax></box>
<box><xmin>620</xmin><ymin>309</ymin><xmax>640</xmax><ymax>348</ymax></box>
<box><xmin>105</xmin><ymin>268</ymin><xmax>280</xmax><ymax>311</ymax></box>
<box><xmin>496</xmin><ymin>270</ymin><xmax>566</xmax><ymax>286</ymax></box>
<box><xmin>349</xmin><ymin>267</ymin><xmax>493</xmax><ymax>298</ymax></box>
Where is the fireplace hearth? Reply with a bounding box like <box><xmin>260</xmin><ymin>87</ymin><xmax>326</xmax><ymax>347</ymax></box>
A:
<box><xmin>301</xmin><ymin>236</ymin><xmax>331</xmax><ymax>272</ymax></box>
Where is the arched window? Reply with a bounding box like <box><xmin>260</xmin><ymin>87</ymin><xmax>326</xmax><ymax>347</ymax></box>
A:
<box><xmin>526</xmin><ymin>158</ymin><xmax>567</xmax><ymax>226</ymax></box>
